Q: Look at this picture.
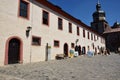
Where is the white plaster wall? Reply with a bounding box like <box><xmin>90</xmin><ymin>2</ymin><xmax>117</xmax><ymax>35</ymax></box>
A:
<box><xmin>0</xmin><ymin>0</ymin><xmax>105</xmax><ymax>66</ymax></box>
<box><xmin>0</xmin><ymin>0</ymin><xmax>32</xmax><ymax>65</ymax></box>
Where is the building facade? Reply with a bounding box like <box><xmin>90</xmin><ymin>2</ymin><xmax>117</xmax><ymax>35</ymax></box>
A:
<box><xmin>0</xmin><ymin>0</ymin><xmax>105</xmax><ymax>66</ymax></box>
<box><xmin>103</xmin><ymin>22</ymin><xmax>120</xmax><ymax>52</ymax></box>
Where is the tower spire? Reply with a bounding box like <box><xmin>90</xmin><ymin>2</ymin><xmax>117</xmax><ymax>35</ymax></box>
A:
<box><xmin>91</xmin><ymin>0</ymin><xmax>107</xmax><ymax>34</ymax></box>
<box><xmin>97</xmin><ymin>0</ymin><xmax>100</xmax><ymax>4</ymax></box>
<box><xmin>96</xmin><ymin>0</ymin><xmax>101</xmax><ymax>11</ymax></box>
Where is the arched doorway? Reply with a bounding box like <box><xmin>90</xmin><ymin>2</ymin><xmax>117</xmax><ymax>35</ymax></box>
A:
<box><xmin>64</xmin><ymin>43</ymin><xmax>68</xmax><ymax>57</ymax></box>
<box><xmin>5</xmin><ymin>37</ymin><xmax>23</xmax><ymax>65</ymax></box>
<box><xmin>95</xmin><ymin>47</ymin><xmax>97</xmax><ymax>55</ymax></box>
<box><xmin>78</xmin><ymin>45</ymin><xmax>81</xmax><ymax>55</ymax></box>
<box><xmin>75</xmin><ymin>45</ymin><xmax>81</xmax><ymax>55</ymax></box>
<box><xmin>8</xmin><ymin>38</ymin><xmax>20</xmax><ymax>64</ymax></box>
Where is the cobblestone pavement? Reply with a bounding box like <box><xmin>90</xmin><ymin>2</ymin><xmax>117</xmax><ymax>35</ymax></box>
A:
<box><xmin>0</xmin><ymin>53</ymin><xmax>120</xmax><ymax>80</ymax></box>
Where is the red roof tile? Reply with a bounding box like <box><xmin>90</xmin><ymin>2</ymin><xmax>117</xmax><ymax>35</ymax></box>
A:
<box><xmin>104</xmin><ymin>28</ymin><xmax>120</xmax><ymax>34</ymax></box>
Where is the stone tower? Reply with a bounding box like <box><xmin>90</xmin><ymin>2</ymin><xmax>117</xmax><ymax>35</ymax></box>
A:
<box><xmin>91</xmin><ymin>1</ymin><xmax>110</xmax><ymax>34</ymax></box>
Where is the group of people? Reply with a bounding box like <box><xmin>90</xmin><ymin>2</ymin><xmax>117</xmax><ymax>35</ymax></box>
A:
<box><xmin>70</xmin><ymin>47</ymin><xmax>111</xmax><ymax>58</ymax></box>
<box><xmin>97</xmin><ymin>47</ymin><xmax>111</xmax><ymax>56</ymax></box>
<box><xmin>88</xmin><ymin>47</ymin><xmax>111</xmax><ymax>57</ymax></box>
<box><xmin>56</xmin><ymin>47</ymin><xmax>111</xmax><ymax>60</ymax></box>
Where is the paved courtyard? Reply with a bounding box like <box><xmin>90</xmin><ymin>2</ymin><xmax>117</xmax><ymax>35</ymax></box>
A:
<box><xmin>0</xmin><ymin>53</ymin><xmax>120</xmax><ymax>80</ymax></box>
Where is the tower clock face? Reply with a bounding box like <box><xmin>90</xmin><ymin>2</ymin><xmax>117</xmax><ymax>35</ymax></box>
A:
<box><xmin>99</xmin><ymin>17</ymin><xmax>105</xmax><ymax>20</ymax></box>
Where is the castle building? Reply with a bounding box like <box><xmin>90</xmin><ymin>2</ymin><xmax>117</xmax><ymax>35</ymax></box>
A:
<box><xmin>91</xmin><ymin>1</ymin><xmax>120</xmax><ymax>52</ymax></box>
<box><xmin>103</xmin><ymin>22</ymin><xmax>120</xmax><ymax>52</ymax></box>
<box><xmin>0</xmin><ymin>0</ymin><xmax>105</xmax><ymax>66</ymax></box>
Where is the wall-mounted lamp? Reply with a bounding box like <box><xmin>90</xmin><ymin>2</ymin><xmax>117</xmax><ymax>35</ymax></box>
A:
<box><xmin>75</xmin><ymin>39</ymin><xmax>79</xmax><ymax>45</ymax></box>
<box><xmin>26</xmin><ymin>26</ymin><xmax>32</xmax><ymax>38</ymax></box>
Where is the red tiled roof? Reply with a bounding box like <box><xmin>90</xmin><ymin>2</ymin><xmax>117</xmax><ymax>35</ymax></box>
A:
<box><xmin>104</xmin><ymin>28</ymin><xmax>120</xmax><ymax>34</ymax></box>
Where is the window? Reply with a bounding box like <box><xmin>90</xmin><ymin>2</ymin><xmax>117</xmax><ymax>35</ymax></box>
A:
<box><xmin>98</xmin><ymin>46</ymin><xmax>99</xmax><ymax>49</ymax></box>
<box><xmin>54</xmin><ymin>40</ymin><xmax>59</xmax><ymax>47</ymax></box>
<box><xmin>69</xmin><ymin>23</ymin><xmax>72</xmax><ymax>33</ymax></box>
<box><xmin>58</xmin><ymin>18</ymin><xmax>63</xmax><ymax>30</ymax></box>
<box><xmin>32</xmin><ymin>36</ymin><xmax>41</xmax><ymax>46</ymax></box>
<box><xmin>88</xmin><ymin>46</ymin><xmax>90</xmax><ymax>51</ymax></box>
<box><xmin>71</xmin><ymin>43</ymin><xmax>75</xmax><ymax>48</ymax></box>
<box><xmin>77</xmin><ymin>26</ymin><xmax>80</xmax><ymax>36</ymax></box>
<box><xmin>91</xmin><ymin>34</ymin><xmax>93</xmax><ymax>40</ymax></box>
<box><xmin>101</xmin><ymin>38</ymin><xmax>103</xmax><ymax>43</ymax></box>
<box><xmin>88</xmin><ymin>32</ymin><xmax>90</xmax><ymax>39</ymax></box>
<box><xmin>19</xmin><ymin>0</ymin><xmax>29</xmax><ymax>18</ymax></box>
<box><xmin>94</xmin><ymin>35</ymin><xmax>96</xmax><ymax>41</ymax></box>
<box><xmin>97</xmin><ymin>36</ymin><xmax>99</xmax><ymax>40</ymax></box>
<box><xmin>83</xmin><ymin>29</ymin><xmax>85</xmax><ymax>38</ymax></box>
<box><xmin>82</xmin><ymin>47</ymin><xmax>86</xmax><ymax>54</ymax></box>
<box><xmin>93</xmin><ymin>43</ymin><xmax>94</xmax><ymax>49</ymax></box>
<box><xmin>43</xmin><ymin>10</ymin><xmax>49</xmax><ymax>25</ymax></box>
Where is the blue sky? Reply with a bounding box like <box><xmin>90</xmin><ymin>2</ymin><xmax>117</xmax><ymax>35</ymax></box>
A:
<box><xmin>47</xmin><ymin>0</ymin><xmax>120</xmax><ymax>26</ymax></box>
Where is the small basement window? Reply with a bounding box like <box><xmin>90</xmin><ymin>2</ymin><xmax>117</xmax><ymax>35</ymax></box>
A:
<box><xmin>54</xmin><ymin>40</ymin><xmax>59</xmax><ymax>47</ymax></box>
<box><xmin>32</xmin><ymin>36</ymin><xmax>41</xmax><ymax>46</ymax></box>
<box><xmin>71</xmin><ymin>43</ymin><xmax>75</xmax><ymax>48</ymax></box>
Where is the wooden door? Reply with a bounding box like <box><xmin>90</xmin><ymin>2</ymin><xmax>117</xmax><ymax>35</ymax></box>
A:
<box><xmin>8</xmin><ymin>38</ymin><xmax>20</xmax><ymax>64</ymax></box>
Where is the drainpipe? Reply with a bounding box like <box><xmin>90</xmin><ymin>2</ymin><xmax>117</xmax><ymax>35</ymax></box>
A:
<box><xmin>30</xmin><ymin>0</ymin><xmax>33</xmax><ymax>63</ymax></box>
